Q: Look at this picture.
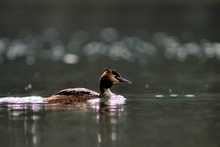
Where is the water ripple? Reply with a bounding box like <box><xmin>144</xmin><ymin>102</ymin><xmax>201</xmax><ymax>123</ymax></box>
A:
<box><xmin>0</xmin><ymin>96</ymin><xmax>45</xmax><ymax>104</ymax></box>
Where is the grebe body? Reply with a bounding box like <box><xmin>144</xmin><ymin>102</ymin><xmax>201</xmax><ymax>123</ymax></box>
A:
<box><xmin>45</xmin><ymin>88</ymin><xmax>99</xmax><ymax>103</ymax></box>
<box><xmin>44</xmin><ymin>69</ymin><xmax>131</xmax><ymax>103</ymax></box>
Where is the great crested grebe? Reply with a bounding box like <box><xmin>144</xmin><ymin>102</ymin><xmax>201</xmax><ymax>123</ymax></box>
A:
<box><xmin>44</xmin><ymin>68</ymin><xmax>131</xmax><ymax>103</ymax></box>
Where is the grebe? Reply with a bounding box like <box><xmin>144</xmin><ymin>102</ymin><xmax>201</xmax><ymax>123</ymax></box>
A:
<box><xmin>44</xmin><ymin>68</ymin><xmax>131</xmax><ymax>103</ymax></box>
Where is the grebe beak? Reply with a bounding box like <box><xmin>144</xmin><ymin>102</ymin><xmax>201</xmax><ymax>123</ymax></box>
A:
<box><xmin>117</xmin><ymin>77</ymin><xmax>132</xmax><ymax>84</ymax></box>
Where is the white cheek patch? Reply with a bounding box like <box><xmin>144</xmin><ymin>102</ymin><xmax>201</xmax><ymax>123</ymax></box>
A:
<box><xmin>110</xmin><ymin>75</ymin><xmax>119</xmax><ymax>84</ymax></box>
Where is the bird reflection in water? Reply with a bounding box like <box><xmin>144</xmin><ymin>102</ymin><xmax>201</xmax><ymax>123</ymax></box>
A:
<box><xmin>96</xmin><ymin>101</ymin><xmax>127</xmax><ymax>146</ymax></box>
<box><xmin>1</xmin><ymin>98</ymin><xmax>127</xmax><ymax>146</ymax></box>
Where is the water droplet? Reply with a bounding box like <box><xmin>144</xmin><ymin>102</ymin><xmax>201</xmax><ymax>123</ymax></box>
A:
<box><xmin>185</xmin><ymin>94</ymin><xmax>195</xmax><ymax>98</ymax></box>
<box><xmin>155</xmin><ymin>95</ymin><xmax>164</xmax><ymax>98</ymax></box>
<box><xmin>145</xmin><ymin>84</ymin><xmax>149</xmax><ymax>88</ymax></box>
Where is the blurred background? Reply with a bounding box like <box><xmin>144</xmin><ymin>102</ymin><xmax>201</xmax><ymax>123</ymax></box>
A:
<box><xmin>0</xmin><ymin>0</ymin><xmax>220</xmax><ymax>96</ymax></box>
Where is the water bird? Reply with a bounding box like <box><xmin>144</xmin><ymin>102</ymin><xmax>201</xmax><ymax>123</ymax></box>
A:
<box><xmin>44</xmin><ymin>68</ymin><xmax>131</xmax><ymax>103</ymax></box>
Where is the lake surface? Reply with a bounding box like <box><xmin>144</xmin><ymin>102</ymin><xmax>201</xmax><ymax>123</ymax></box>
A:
<box><xmin>1</xmin><ymin>1</ymin><xmax>220</xmax><ymax>147</ymax></box>
<box><xmin>0</xmin><ymin>94</ymin><xmax>220</xmax><ymax>147</ymax></box>
<box><xmin>1</xmin><ymin>33</ymin><xmax>220</xmax><ymax>147</ymax></box>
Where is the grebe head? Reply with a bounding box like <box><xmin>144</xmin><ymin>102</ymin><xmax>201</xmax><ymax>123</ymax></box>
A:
<box><xmin>99</xmin><ymin>68</ymin><xmax>131</xmax><ymax>98</ymax></box>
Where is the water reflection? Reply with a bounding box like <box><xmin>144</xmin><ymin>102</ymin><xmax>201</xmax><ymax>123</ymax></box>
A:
<box><xmin>0</xmin><ymin>98</ymin><xmax>127</xmax><ymax>147</ymax></box>
<box><xmin>97</xmin><ymin>103</ymin><xmax>126</xmax><ymax>146</ymax></box>
<box><xmin>0</xmin><ymin>27</ymin><xmax>220</xmax><ymax>66</ymax></box>
<box><xmin>1</xmin><ymin>103</ymin><xmax>45</xmax><ymax>147</ymax></box>
<box><xmin>1</xmin><ymin>94</ymin><xmax>220</xmax><ymax>146</ymax></box>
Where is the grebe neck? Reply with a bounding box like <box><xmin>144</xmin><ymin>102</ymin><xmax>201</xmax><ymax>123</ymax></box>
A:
<box><xmin>99</xmin><ymin>76</ymin><xmax>113</xmax><ymax>98</ymax></box>
<box><xmin>99</xmin><ymin>88</ymin><xmax>113</xmax><ymax>98</ymax></box>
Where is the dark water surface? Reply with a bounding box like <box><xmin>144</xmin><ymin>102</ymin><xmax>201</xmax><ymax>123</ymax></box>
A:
<box><xmin>1</xmin><ymin>1</ymin><xmax>220</xmax><ymax>147</ymax></box>
<box><xmin>0</xmin><ymin>94</ymin><xmax>220</xmax><ymax>147</ymax></box>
